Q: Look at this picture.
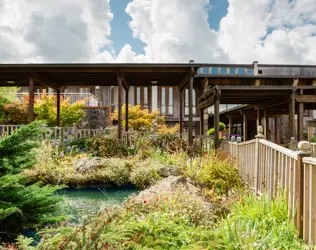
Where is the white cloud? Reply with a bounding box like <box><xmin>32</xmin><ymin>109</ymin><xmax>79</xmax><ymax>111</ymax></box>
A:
<box><xmin>0</xmin><ymin>0</ymin><xmax>315</xmax><ymax>64</ymax></box>
<box><xmin>125</xmin><ymin>0</ymin><xmax>229</xmax><ymax>63</ymax></box>
<box><xmin>0</xmin><ymin>0</ymin><xmax>113</xmax><ymax>63</ymax></box>
<box><xmin>218</xmin><ymin>0</ymin><xmax>316</xmax><ymax>64</ymax></box>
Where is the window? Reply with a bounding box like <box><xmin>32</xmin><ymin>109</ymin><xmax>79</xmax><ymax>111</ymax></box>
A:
<box><xmin>134</xmin><ymin>87</ymin><xmax>150</xmax><ymax>110</ymax></box>
<box><xmin>185</xmin><ymin>88</ymin><xmax>197</xmax><ymax>115</ymax></box>
<box><xmin>110</xmin><ymin>86</ymin><xmax>115</xmax><ymax>112</ymax></box>
<box><xmin>159</xmin><ymin>87</ymin><xmax>174</xmax><ymax>115</ymax></box>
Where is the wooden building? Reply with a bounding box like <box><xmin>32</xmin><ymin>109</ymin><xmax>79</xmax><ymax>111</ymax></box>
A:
<box><xmin>1</xmin><ymin>62</ymin><xmax>316</xmax><ymax>148</ymax></box>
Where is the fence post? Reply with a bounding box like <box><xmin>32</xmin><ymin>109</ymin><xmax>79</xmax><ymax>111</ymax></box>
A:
<box><xmin>290</xmin><ymin>137</ymin><xmax>297</xmax><ymax>151</ymax></box>
<box><xmin>255</xmin><ymin>126</ymin><xmax>265</xmax><ymax>193</ymax></box>
<box><xmin>296</xmin><ymin>140</ymin><xmax>311</xmax><ymax>238</ymax></box>
<box><xmin>72</xmin><ymin>123</ymin><xmax>77</xmax><ymax>139</ymax></box>
<box><xmin>229</xmin><ymin>136</ymin><xmax>236</xmax><ymax>155</ymax></box>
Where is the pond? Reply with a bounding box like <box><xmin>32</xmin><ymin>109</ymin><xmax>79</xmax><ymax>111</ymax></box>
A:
<box><xmin>58</xmin><ymin>187</ymin><xmax>139</xmax><ymax>225</ymax></box>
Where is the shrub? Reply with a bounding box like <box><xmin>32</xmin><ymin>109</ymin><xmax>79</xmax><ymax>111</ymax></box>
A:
<box><xmin>218</xmin><ymin>192</ymin><xmax>307</xmax><ymax>249</ymax></box>
<box><xmin>0</xmin><ymin>122</ymin><xmax>63</xmax><ymax>243</ymax></box>
<box><xmin>3</xmin><ymin>95</ymin><xmax>29</xmax><ymax>124</ymax></box>
<box><xmin>112</xmin><ymin>104</ymin><xmax>164</xmax><ymax>131</ymax></box>
<box><xmin>35</xmin><ymin>94</ymin><xmax>87</xmax><ymax>126</ymax></box>
<box><xmin>208</xmin><ymin>122</ymin><xmax>226</xmax><ymax>135</ymax></box>
<box><xmin>171</xmin><ymin>150</ymin><xmax>242</xmax><ymax>195</ymax></box>
<box><xmin>89</xmin><ymin>135</ymin><xmax>128</xmax><ymax>157</ymax></box>
<box><xmin>129</xmin><ymin>160</ymin><xmax>163</xmax><ymax>189</ymax></box>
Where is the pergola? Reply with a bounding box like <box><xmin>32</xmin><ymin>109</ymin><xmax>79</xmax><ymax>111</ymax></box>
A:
<box><xmin>198</xmin><ymin>78</ymin><xmax>316</xmax><ymax>147</ymax></box>
<box><xmin>0</xmin><ymin>63</ymin><xmax>201</xmax><ymax>146</ymax></box>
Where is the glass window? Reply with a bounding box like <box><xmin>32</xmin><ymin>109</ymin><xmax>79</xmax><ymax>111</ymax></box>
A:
<box><xmin>168</xmin><ymin>87</ymin><xmax>173</xmax><ymax>115</ymax></box>
<box><xmin>144</xmin><ymin>87</ymin><xmax>148</xmax><ymax>108</ymax></box>
<box><xmin>161</xmin><ymin>87</ymin><xmax>166</xmax><ymax>114</ymax></box>
<box><xmin>136</xmin><ymin>87</ymin><xmax>141</xmax><ymax>105</ymax></box>
<box><xmin>185</xmin><ymin>88</ymin><xmax>196</xmax><ymax>115</ymax></box>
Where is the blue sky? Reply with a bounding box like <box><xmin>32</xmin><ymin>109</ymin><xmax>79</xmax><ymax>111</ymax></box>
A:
<box><xmin>110</xmin><ymin>0</ymin><xmax>229</xmax><ymax>55</ymax></box>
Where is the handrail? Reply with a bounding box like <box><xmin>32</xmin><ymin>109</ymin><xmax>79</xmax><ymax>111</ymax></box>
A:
<box><xmin>259</xmin><ymin>138</ymin><xmax>298</xmax><ymax>160</ymax></box>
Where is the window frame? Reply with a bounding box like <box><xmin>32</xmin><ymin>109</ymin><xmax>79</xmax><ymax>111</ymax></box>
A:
<box><xmin>158</xmin><ymin>86</ymin><xmax>174</xmax><ymax>116</ymax></box>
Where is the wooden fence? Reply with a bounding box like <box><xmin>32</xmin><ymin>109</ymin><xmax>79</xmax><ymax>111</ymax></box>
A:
<box><xmin>222</xmin><ymin>126</ymin><xmax>316</xmax><ymax>245</ymax></box>
<box><xmin>0</xmin><ymin>125</ymin><xmax>21</xmax><ymax>138</ymax></box>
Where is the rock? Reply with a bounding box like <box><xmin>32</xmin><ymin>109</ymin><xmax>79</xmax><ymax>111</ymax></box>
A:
<box><xmin>74</xmin><ymin>157</ymin><xmax>104</xmax><ymax>173</ymax></box>
<box><xmin>132</xmin><ymin>176</ymin><xmax>201</xmax><ymax>203</ymax></box>
<box><xmin>158</xmin><ymin>166</ymin><xmax>181</xmax><ymax>177</ymax></box>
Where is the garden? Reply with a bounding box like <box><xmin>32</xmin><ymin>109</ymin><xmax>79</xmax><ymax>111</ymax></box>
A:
<box><xmin>0</xmin><ymin>88</ymin><xmax>310</xmax><ymax>249</ymax></box>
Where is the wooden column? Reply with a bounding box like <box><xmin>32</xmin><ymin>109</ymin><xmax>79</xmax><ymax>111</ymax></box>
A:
<box><xmin>200</xmin><ymin>109</ymin><xmax>204</xmax><ymax>136</ymax></box>
<box><xmin>125</xmin><ymin>88</ymin><xmax>129</xmax><ymax>132</ymax></box>
<box><xmin>298</xmin><ymin>90</ymin><xmax>304</xmax><ymax>141</ymax></box>
<box><xmin>228</xmin><ymin>116</ymin><xmax>232</xmax><ymax>138</ymax></box>
<box><xmin>56</xmin><ymin>89</ymin><xmax>61</xmax><ymax>127</ymax></box>
<box><xmin>289</xmin><ymin>91</ymin><xmax>296</xmax><ymax>139</ymax></box>
<box><xmin>28</xmin><ymin>78</ymin><xmax>35</xmax><ymax>122</ymax></box>
<box><xmin>118</xmin><ymin>77</ymin><xmax>123</xmax><ymax>140</ymax></box>
<box><xmin>274</xmin><ymin>117</ymin><xmax>278</xmax><ymax>144</ymax></box>
<box><xmin>179</xmin><ymin>88</ymin><xmax>183</xmax><ymax>135</ymax></box>
<box><xmin>214</xmin><ymin>92</ymin><xmax>220</xmax><ymax>149</ymax></box>
<box><xmin>188</xmin><ymin>70</ymin><xmax>194</xmax><ymax>148</ymax></box>
<box><xmin>263</xmin><ymin>110</ymin><xmax>268</xmax><ymax>139</ymax></box>
<box><xmin>243</xmin><ymin>112</ymin><xmax>247</xmax><ymax>141</ymax></box>
<box><xmin>256</xmin><ymin>109</ymin><xmax>260</xmax><ymax>128</ymax></box>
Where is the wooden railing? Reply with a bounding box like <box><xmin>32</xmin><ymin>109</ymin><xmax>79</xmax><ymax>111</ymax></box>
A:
<box><xmin>223</xmin><ymin>126</ymin><xmax>316</xmax><ymax>245</ymax></box>
<box><xmin>0</xmin><ymin>125</ymin><xmax>21</xmax><ymax>138</ymax></box>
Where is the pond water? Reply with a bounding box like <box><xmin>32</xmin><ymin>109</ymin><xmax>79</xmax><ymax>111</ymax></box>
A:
<box><xmin>58</xmin><ymin>187</ymin><xmax>138</xmax><ymax>225</ymax></box>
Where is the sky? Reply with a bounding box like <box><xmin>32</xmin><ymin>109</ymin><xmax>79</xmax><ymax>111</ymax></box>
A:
<box><xmin>0</xmin><ymin>0</ymin><xmax>315</xmax><ymax>64</ymax></box>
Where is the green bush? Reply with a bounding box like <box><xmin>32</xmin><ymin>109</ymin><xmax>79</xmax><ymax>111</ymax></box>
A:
<box><xmin>208</xmin><ymin>122</ymin><xmax>226</xmax><ymax>135</ymax></box>
<box><xmin>218</xmin><ymin>192</ymin><xmax>307</xmax><ymax>249</ymax></box>
<box><xmin>89</xmin><ymin>135</ymin><xmax>128</xmax><ymax>157</ymax></box>
<box><xmin>0</xmin><ymin>122</ymin><xmax>63</xmax><ymax>243</ymax></box>
<box><xmin>129</xmin><ymin>160</ymin><xmax>163</xmax><ymax>189</ymax></box>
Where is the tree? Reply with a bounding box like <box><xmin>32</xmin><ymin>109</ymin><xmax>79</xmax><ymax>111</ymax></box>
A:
<box><xmin>112</xmin><ymin>105</ymin><xmax>165</xmax><ymax>131</ymax></box>
<box><xmin>3</xmin><ymin>94</ymin><xmax>87</xmax><ymax>126</ymax></box>
<box><xmin>0</xmin><ymin>122</ymin><xmax>63</xmax><ymax>243</ymax></box>
<box><xmin>0</xmin><ymin>87</ymin><xmax>20</xmax><ymax>123</ymax></box>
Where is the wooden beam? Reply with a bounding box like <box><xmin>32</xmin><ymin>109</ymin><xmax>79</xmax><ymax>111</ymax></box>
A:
<box><xmin>28</xmin><ymin>78</ymin><xmax>35</xmax><ymax>122</ymax></box>
<box><xmin>178</xmin><ymin>71</ymin><xmax>190</xmax><ymax>91</ymax></box>
<box><xmin>254</xmin><ymin>98</ymin><xmax>289</xmax><ymax>110</ymax></box>
<box><xmin>32</xmin><ymin>73</ymin><xmax>61</xmax><ymax>89</ymax></box>
<box><xmin>56</xmin><ymin>89</ymin><xmax>61</xmax><ymax>127</ymax></box>
<box><xmin>295</xmin><ymin>95</ymin><xmax>316</xmax><ymax>103</ymax></box>
<box><xmin>116</xmin><ymin>70</ymin><xmax>129</xmax><ymax>90</ymax></box>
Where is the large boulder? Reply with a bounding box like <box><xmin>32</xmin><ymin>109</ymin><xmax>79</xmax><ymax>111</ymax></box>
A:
<box><xmin>157</xmin><ymin>166</ymin><xmax>181</xmax><ymax>177</ymax></box>
<box><xmin>74</xmin><ymin>157</ymin><xmax>104</xmax><ymax>173</ymax></box>
<box><xmin>132</xmin><ymin>175</ymin><xmax>201</xmax><ymax>202</ymax></box>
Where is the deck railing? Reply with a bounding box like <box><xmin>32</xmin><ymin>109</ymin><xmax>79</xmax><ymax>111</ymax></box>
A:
<box><xmin>222</xmin><ymin>126</ymin><xmax>316</xmax><ymax>245</ymax></box>
<box><xmin>0</xmin><ymin>125</ymin><xmax>21</xmax><ymax>138</ymax></box>
<box><xmin>193</xmin><ymin>135</ymin><xmax>214</xmax><ymax>152</ymax></box>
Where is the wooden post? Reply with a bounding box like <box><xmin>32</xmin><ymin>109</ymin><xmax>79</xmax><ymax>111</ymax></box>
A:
<box><xmin>298</xmin><ymin>90</ymin><xmax>304</xmax><ymax>141</ymax></box>
<box><xmin>243</xmin><ymin>112</ymin><xmax>247</xmax><ymax>141</ymax></box>
<box><xmin>263</xmin><ymin>110</ymin><xmax>268</xmax><ymax>140</ymax></box>
<box><xmin>255</xmin><ymin>126</ymin><xmax>265</xmax><ymax>193</ymax></box>
<box><xmin>188</xmin><ymin>69</ymin><xmax>194</xmax><ymax>150</ymax></box>
<box><xmin>289</xmin><ymin>91</ymin><xmax>296</xmax><ymax>139</ymax></box>
<box><xmin>200</xmin><ymin>109</ymin><xmax>204</xmax><ymax>136</ymax></box>
<box><xmin>125</xmin><ymin>88</ymin><xmax>129</xmax><ymax>132</ymax></box>
<box><xmin>56</xmin><ymin>89</ymin><xmax>61</xmax><ymax>127</ymax></box>
<box><xmin>118</xmin><ymin>77</ymin><xmax>123</xmax><ymax>140</ymax></box>
<box><xmin>28</xmin><ymin>78</ymin><xmax>35</xmax><ymax>122</ymax></box>
<box><xmin>256</xmin><ymin>109</ymin><xmax>260</xmax><ymax>128</ymax></box>
<box><xmin>179</xmin><ymin>88</ymin><xmax>183</xmax><ymax>135</ymax></box>
<box><xmin>214</xmin><ymin>92</ymin><xmax>220</xmax><ymax>149</ymax></box>
<box><xmin>296</xmin><ymin>141</ymin><xmax>311</xmax><ymax>238</ymax></box>
<box><xmin>228</xmin><ymin>116</ymin><xmax>232</xmax><ymax>138</ymax></box>
<box><xmin>274</xmin><ymin>117</ymin><xmax>278</xmax><ymax>143</ymax></box>
<box><xmin>72</xmin><ymin>123</ymin><xmax>77</xmax><ymax>139</ymax></box>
